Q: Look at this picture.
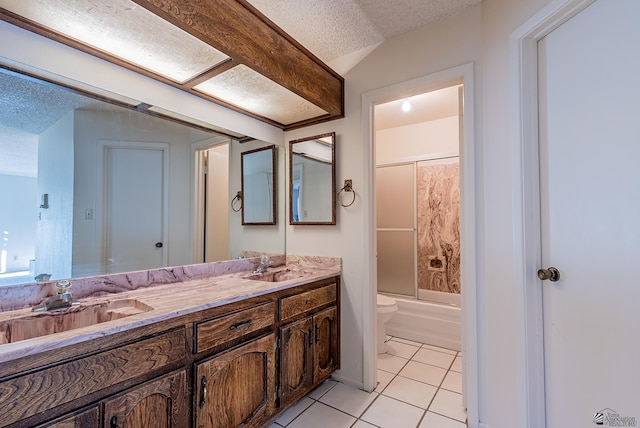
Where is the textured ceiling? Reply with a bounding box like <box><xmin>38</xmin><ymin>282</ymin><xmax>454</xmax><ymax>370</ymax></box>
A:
<box><xmin>247</xmin><ymin>0</ymin><xmax>481</xmax><ymax>74</ymax></box>
<box><xmin>1</xmin><ymin>0</ymin><xmax>481</xmax><ymax>158</ymax></box>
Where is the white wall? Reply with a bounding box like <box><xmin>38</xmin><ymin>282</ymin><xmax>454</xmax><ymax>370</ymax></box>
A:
<box><xmin>376</xmin><ymin>116</ymin><xmax>460</xmax><ymax>164</ymax></box>
<box><xmin>285</xmin><ymin>3</ymin><xmax>482</xmax><ymax>393</ymax></box>
<box><xmin>0</xmin><ymin>174</ymin><xmax>37</xmax><ymax>273</ymax></box>
<box><xmin>228</xmin><ymin>140</ymin><xmax>286</xmax><ymax>258</ymax></box>
<box><xmin>36</xmin><ymin>111</ymin><xmax>74</xmax><ymax>279</ymax></box>
<box><xmin>72</xmin><ymin>109</ymin><xmax>212</xmax><ymax>275</ymax></box>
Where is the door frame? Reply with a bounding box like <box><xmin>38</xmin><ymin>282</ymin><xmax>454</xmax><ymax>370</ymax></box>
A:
<box><xmin>510</xmin><ymin>0</ymin><xmax>595</xmax><ymax>426</ymax></box>
<box><xmin>362</xmin><ymin>62</ymin><xmax>478</xmax><ymax>424</ymax></box>
<box><xmin>191</xmin><ymin>136</ymin><xmax>230</xmax><ymax>263</ymax></box>
<box><xmin>97</xmin><ymin>140</ymin><xmax>170</xmax><ymax>272</ymax></box>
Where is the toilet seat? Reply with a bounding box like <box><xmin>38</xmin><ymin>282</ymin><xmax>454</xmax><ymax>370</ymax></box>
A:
<box><xmin>377</xmin><ymin>294</ymin><xmax>397</xmax><ymax>307</ymax></box>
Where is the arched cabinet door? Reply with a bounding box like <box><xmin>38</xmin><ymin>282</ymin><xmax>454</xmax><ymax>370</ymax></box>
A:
<box><xmin>313</xmin><ymin>306</ymin><xmax>338</xmax><ymax>382</ymax></box>
<box><xmin>195</xmin><ymin>333</ymin><xmax>276</xmax><ymax>428</ymax></box>
<box><xmin>103</xmin><ymin>370</ymin><xmax>187</xmax><ymax>428</ymax></box>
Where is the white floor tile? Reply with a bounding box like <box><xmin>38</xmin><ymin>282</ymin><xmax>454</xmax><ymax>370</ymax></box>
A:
<box><xmin>382</xmin><ymin>375</ymin><xmax>438</xmax><ymax>409</ymax></box>
<box><xmin>385</xmin><ymin>340</ymin><xmax>420</xmax><ymax>359</ymax></box>
<box><xmin>399</xmin><ymin>360</ymin><xmax>447</xmax><ymax>386</ymax></box>
<box><xmin>429</xmin><ymin>389</ymin><xmax>467</xmax><ymax>423</ymax></box>
<box><xmin>412</xmin><ymin>348</ymin><xmax>456</xmax><ymax>369</ymax></box>
<box><xmin>307</xmin><ymin>379</ymin><xmax>337</xmax><ymax>400</ymax></box>
<box><xmin>318</xmin><ymin>382</ymin><xmax>378</xmax><ymax>418</ymax></box>
<box><xmin>419</xmin><ymin>411</ymin><xmax>467</xmax><ymax>428</ymax></box>
<box><xmin>275</xmin><ymin>397</ymin><xmax>314</xmax><ymax>426</ymax></box>
<box><xmin>352</xmin><ymin>420</ymin><xmax>378</xmax><ymax>428</ymax></box>
<box><xmin>287</xmin><ymin>402</ymin><xmax>356</xmax><ymax>428</ymax></box>
<box><xmin>267</xmin><ymin>423</ymin><xmax>283</xmax><ymax>428</ymax></box>
<box><xmin>450</xmin><ymin>355</ymin><xmax>463</xmax><ymax>373</ymax></box>
<box><xmin>421</xmin><ymin>344</ymin><xmax>457</xmax><ymax>355</ymax></box>
<box><xmin>375</xmin><ymin>369</ymin><xmax>395</xmax><ymax>393</ymax></box>
<box><xmin>390</xmin><ymin>337</ymin><xmax>424</xmax><ymax>347</ymax></box>
<box><xmin>361</xmin><ymin>395</ymin><xmax>425</xmax><ymax>428</ymax></box>
<box><xmin>377</xmin><ymin>353</ymin><xmax>409</xmax><ymax>374</ymax></box>
<box><xmin>441</xmin><ymin>370</ymin><xmax>463</xmax><ymax>394</ymax></box>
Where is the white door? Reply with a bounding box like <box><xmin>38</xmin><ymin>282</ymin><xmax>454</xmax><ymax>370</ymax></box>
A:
<box><xmin>539</xmin><ymin>0</ymin><xmax>640</xmax><ymax>425</ymax></box>
<box><xmin>105</xmin><ymin>146</ymin><xmax>166</xmax><ymax>273</ymax></box>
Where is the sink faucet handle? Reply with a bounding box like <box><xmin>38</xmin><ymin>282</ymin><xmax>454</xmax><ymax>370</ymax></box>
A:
<box><xmin>55</xmin><ymin>280</ymin><xmax>72</xmax><ymax>294</ymax></box>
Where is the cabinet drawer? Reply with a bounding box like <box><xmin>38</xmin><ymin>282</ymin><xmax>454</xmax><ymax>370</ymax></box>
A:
<box><xmin>195</xmin><ymin>302</ymin><xmax>275</xmax><ymax>353</ymax></box>
<box><xmin>0</xmin><ymin>328</ymin><xmax>185</xmax><ymax>427</ymax></box>
<box><xmin>280</xmin><ymin>283</ymin><xmax>336</xmax><ymax>322</ymax></box>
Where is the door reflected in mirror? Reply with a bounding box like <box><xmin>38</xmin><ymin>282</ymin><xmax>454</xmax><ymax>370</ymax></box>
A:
<box><xmin>289</xmin><ymin>132</ymin><xmax>336</xmax><ymax>225</ymax></box>
<box><xmin>241</xmin><ymin>145</ymin><xmax>277</xmax><ymax>225</ymax></box>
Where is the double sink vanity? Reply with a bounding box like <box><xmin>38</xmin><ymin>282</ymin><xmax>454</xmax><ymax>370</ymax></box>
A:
<box><xmin>0</xmin><ymin>255</ymin><xmax>341</xmax><ymax>428</ymax></box>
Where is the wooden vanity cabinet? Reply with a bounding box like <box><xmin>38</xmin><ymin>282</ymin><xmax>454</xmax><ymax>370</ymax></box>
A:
<box><xmin>103</xmin><ymin>370</ymin><xmax>188</xmax><ymax>428</ymax></box>
<box><xmin>194</xmin><ymin>334</ymin><xmax>276</xmax><ymax>428</ymax></box>
<box><xmin>2</xmin><ymin>276</ymin><xmax>340</xmax><ymax>428</ymax></box>
<box><xmin>278</xmin><ymin>281</ymin><xmax>339</xmax><ymax>409</ymax></box>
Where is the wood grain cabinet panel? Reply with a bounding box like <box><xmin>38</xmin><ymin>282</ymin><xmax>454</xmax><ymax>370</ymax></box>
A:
<box><xmin>103</xmin><ymin>370</ymin><xmax>187</xmax><ymax>428</ymax></box>
<box><xmin>195</xmin><ymin>333</ymin><xmax>276</xmax><ymax>428</ymax></box>
<box><xmin>195</xmin><ymin>302</ymin><xmax>275</xmax><ymax>353</ymax></box>
<box><xmin>280</xmin><ymin>283</ymin><xmax>336</xmax><ymax>322</ymax></box>
<box><xmin>279</xmin><ymin>305</ymin><xmax>339</xmax><ymax>409</ymax></box>
<box><xmin>313</xmin><ymin>306</ymin><xmax>339</xmax><ymax>382</ymax></box>
<box><xmin>0</xmin><ymin>329</ymin><xmax>185</xmax><ymax>427</ymax></box>
<box><xmin>36</xmin><ymin>406</ymin><xmax>100</xmax><ymax>428</ymax></box>
<box><xmin>279</xmin><ymin>317</ymin><xmax>313</xmax><ymax>406</ymax></box>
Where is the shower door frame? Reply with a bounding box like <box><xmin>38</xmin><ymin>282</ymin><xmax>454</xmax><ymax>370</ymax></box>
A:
<box><xmin>376</xmin><ymin>154</ymin><xmax>461</xmax><ymax>307</ymax></box>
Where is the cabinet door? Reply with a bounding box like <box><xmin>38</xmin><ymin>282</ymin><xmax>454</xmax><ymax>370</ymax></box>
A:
<box><xmin>279</xmin><ymin>317</ymin><xmax>313</xmax><ymax>407</ymax></box>
<box><xmin>37</xmin><ymin>406</ymin><xmax>100</xmax><ymax>428</ymax></box>
<box><xmin>313</xmin><ymin>306</ymin><xmax>338</xmax><ymax>383</ymax></box>
<box><xmin>103</xmin><ymin>370</ymin><xmax>187</xmax><ymax>428</ymax></box>
<box><xmin>195</xmin><ymin>333</ymin><xmax>275</xmax><ymax>428</ymax></box>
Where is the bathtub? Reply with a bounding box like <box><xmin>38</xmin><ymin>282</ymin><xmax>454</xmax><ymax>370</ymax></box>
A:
<box><xmin>383</xmin><ymin>294</ymin><xmax>461</xmax><ymax>352</ymax></box>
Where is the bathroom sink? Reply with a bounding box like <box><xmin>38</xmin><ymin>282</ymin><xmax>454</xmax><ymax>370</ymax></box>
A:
<box><xmin>243</xmin><ymin>268</ymin><xmax>310</xmax><ymax>283</ymax></box>
<box><xmin>0</xmin><ymin>299</ymin><xmax>153</xmax><ymax>345</ymax></box>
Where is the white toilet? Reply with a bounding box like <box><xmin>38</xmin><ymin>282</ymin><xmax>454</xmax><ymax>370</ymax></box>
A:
<box><xmin>376</xmin><ymin>294</ymin><xmax>398</xmax><ymax>353</ymax></box>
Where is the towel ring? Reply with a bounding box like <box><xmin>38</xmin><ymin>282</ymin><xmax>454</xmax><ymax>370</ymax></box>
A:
<box><xmin>338</xmin><ymin>180</ymin><xmax>356</xmax><ymax>208</ymax></box>
<box><xmin>231</xmin><ymin>191</ymin><xmax>243</xmax><ymax>212</ymax></box>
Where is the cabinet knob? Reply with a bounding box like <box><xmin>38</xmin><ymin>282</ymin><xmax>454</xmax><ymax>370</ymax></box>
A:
<box><xmin>110</xmin><ymin>416</ymin><xmax>118</xmax><ymax>428</ymax></box>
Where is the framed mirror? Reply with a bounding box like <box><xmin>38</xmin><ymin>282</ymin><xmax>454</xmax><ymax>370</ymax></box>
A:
<box><xmin>289</xmin><ymin>132</ymin><xmax>336</xmax><ymax>225</ymax></box>
<box><xmin>241</xmin><ymin>145</ymin><xmax>277</xmax><ymax>225</ymax></box>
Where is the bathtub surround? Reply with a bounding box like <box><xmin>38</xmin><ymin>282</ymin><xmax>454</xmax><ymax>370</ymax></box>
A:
<box><xmin>417</xmin><ymin>159</ymin><xmax>460</xmax><ymax>295</ymax></box>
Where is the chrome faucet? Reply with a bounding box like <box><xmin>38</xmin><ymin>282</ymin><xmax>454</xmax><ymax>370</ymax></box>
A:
<box><xmin>32</xmin><ymin>280</ymin><xmax>80</xmax><ymax>312</ymax></box>
<box><xmin>252</xmin><ymin>255</ymin><xmax>273</xmax><ymax>274</ymax></box>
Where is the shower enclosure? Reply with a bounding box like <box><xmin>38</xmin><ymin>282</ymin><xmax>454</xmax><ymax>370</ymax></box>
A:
<box><xmin>376</xmin><ymin>156</ymin><xmax>460</xmax><ymax>305</ymax></box>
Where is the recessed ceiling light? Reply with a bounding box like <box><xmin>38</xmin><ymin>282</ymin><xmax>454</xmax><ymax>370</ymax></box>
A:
<box><xmin>402</xmin><ymin>99</ymin><xmax>412</xmax><ymax>112</ymax></box>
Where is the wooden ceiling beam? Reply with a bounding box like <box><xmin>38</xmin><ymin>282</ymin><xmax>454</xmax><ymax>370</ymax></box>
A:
<box><xmin>132</xmin><ymin>0</ymin><xmax>344</xmax><ymax>118</ymax></box>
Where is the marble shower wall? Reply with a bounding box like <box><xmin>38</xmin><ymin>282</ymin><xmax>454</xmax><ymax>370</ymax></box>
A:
<box><xmin>417</xmin><ymin>159</ymin><xmax>460</xmax><ymax>294</ymax></box>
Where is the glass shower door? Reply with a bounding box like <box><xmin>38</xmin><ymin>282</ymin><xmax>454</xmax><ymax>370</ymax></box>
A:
<box><xmin>376</xmin><ymin>163</ymin><xmax>416</xmax><ymax>297</ymax></box>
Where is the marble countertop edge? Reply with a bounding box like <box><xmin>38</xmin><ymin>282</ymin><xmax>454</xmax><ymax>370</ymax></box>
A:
<box><xmin>0</xmin><ymin>264</ymin><xmax>341</xmax><ymax>364</ymax></box>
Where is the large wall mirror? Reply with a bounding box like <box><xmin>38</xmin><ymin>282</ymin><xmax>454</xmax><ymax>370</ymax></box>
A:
<box><xmin>241</xmin><ymin>145</ymin><xmax>277</xmax><ymax>225</ymax></box>
<box><xmin>0</xmin><ymin>66</ymin><xmax>285</xmax><ymax>288</ymax></box>
<box><xmin>289</xmin><ymin>132</ymin><xmax>336</xmax><ymax>225</ymax></box>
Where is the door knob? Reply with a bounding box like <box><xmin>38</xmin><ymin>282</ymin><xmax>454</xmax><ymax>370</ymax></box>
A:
<box><xmin>155</xmin><ymin>242</ymin><xmax>163</xmax><ymax>248</ymax></box>
<box><xmin>537</xmin><ymin>267</ymin><xmax>560</xmax><ymax>282</ymax></box>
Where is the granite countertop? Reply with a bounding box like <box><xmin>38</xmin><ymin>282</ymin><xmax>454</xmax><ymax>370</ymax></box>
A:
<box><xmin>0</xmin><ymin>255</ymin><xmax>341</xmax><ymax>364</ymax></box>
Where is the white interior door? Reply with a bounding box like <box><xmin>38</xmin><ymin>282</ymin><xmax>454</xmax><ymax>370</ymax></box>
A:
<box><xmin>539</xmin><ymin>0</ymin><xmax>640</xmax><ymax>425</ymax></box>
<box><xmin>105</xmin><ymin>145</ymin><xmax>166</xmax><ymax>273</ymax></box>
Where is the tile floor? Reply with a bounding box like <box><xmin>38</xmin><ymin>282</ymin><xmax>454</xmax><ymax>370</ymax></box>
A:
<box><xmin>268</xmin><ymin>336</ymin><xmax>466</xmax><ymax>428</ymax></box>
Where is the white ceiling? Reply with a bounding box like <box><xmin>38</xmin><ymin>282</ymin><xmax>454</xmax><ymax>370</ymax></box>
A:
<box><xmin>247</xmin><ymin>0</ymin><xmax>482</xmax><ymax>74</ymax></box>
